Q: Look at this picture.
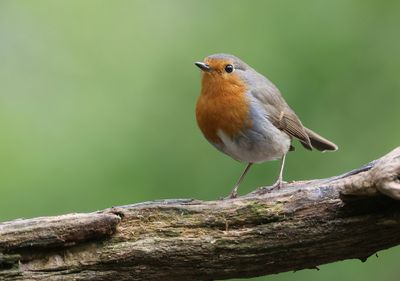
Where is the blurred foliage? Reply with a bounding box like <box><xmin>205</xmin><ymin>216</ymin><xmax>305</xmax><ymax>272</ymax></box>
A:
<box><xmin>0</xmin><ymin>1</ymin><xmax>399</xmax><ymax>280</ymax></box>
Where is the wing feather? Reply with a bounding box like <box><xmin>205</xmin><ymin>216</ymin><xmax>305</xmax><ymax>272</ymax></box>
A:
<box><xmin>279</xmin><ymin>110</ymin><xmax>312</xmax><ymax>150</ymax></box>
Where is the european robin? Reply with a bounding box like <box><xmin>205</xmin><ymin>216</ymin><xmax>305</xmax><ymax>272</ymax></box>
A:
<box><xmin>195</xmin><ymin>54</ymin><xmax>338</xmax><ymax>198</ymax></box>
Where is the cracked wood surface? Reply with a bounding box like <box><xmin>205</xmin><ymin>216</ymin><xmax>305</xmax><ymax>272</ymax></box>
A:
<box><xmin>0</xmin><ymin>147</ymin><xmax>400</xmax><ymax>281</ymax></box>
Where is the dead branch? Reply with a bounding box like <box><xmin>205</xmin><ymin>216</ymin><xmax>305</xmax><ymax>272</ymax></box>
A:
<box><xmin>1</xmin><ymin>147</ymin><xmax>400</xmax><ymax>281</ymax></box>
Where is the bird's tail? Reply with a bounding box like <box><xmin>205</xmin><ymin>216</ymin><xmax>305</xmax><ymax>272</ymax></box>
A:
<box><xmin>300</xmin><ymin>127</ymin><xmax>338</xmax><ymax>152</ymax></box>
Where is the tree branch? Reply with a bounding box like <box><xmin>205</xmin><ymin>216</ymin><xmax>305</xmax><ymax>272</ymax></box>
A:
<box><xmin>1</xmin><ymin>147</ymin><xmax>400</xmax><ymax>281</ymax></box>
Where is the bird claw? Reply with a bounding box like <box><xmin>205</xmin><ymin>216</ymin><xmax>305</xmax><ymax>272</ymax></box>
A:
<box><xmin>226</xmin><ymin>190</ymin><xmax>238</xmax><ymax>199</ymax></box>
<box><xmin>219</xmin><ymin>191</ymin><xmax>238</xmax><ymax>200</ymax></box>
<box><xmin>256</xmin><ymin>180</ymin><xmax>287</xmax><ymax>195</ymax></box>
<box><xmin>271</xmin><ymin>179</ymin><xmax>287</xmax><ymax>190</ymax></box>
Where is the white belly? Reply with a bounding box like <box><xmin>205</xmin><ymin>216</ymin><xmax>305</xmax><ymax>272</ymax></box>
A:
<box><xmin>216</xmin><ymin>120</ymin><xmax>291</xmax><ymax>164</ymax></box>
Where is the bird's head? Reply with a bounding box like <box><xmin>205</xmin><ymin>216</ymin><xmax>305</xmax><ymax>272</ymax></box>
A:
<box><xmin>195</xmin><ymin>54</ymin><xmax>250</xmax><ymax>96</ymax></box>
<box><xmin>195</xmin><ymin>53</ymin><xmax>249</xmax><ymax>76</ymax></box>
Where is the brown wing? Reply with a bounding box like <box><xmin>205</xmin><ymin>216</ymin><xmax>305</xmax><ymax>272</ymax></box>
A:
<box><xmin>277</xmin><ymin>110</ymin><xmax>312</xmax><ymax>150</ymax></box>
<box><xmin>250</xmin><ymin>82</ymin><xmax>312</xmax><ymax>150</ymax></box>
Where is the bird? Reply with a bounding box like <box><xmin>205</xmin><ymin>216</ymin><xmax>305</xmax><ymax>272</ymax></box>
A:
<box><xmin>194</xmin><ymin>53</ymin><xmax>338</xmax><ymax>198</ymax></box>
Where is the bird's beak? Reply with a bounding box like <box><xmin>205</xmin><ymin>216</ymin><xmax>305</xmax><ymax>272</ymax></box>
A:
<box><xmin>195</xmin><ymin>62</ymin><xmax>211</xmax><ymax>72</ymax></box>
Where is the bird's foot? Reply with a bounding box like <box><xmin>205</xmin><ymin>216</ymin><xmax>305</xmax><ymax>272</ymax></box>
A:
<box><xmin>271</xmin><ymin>178</ymin><xmax>286</xmax><ymax>190</ymax></box>
<box><xmin>223</xmin><ymin>186</ymin><xmax>239</xmax><ymax>199</ymax></box>
<box><xmin>256</xmin><ymin>179</ymin><xmax>287</xmax><ymax>195</ymax></box>
<box><xmin>226</xmin><ymin>190</ymin><xmax>238</xmax><ymax>199</ymax></box>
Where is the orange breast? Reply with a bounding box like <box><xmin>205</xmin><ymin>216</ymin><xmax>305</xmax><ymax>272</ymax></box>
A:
<box><xmin>196</xmin><ymin>73</ymin><xmax>251</xmax><ymax>143</ymax></box>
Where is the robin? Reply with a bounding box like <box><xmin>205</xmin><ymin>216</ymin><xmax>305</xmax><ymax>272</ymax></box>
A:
<box><xmin>195</xmin><ymin>53</ymin><xmax>338</xmax><ymax>198</ymax></box>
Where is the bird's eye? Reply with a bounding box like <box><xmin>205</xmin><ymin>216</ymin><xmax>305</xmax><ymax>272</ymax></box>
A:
<box><xmin>224</xmin><ymin>64</ymin><xmax>234</xmax><ymax>73</ymax></box>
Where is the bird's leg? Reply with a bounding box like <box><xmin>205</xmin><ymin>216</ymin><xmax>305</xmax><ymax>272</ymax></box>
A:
<box><xmin>271</xmin><ymin>153</ymin><xmax>287</xmax><ymax>189</ymax></box>
<box><xmin>256</xmin><ymin>154</ymin><xmax>287</xmax><ymax>195</ymax></box>
<box><xmin>228</xmin><ymin>163</ymin><xmax>253</xmax><ymax>199</ymax></box>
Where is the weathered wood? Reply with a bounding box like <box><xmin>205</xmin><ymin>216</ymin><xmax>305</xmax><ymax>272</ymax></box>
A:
<box><xmin>0</xmin><ymin>147</ymin><xmax>400</xmax><ymax>281</ymax></box>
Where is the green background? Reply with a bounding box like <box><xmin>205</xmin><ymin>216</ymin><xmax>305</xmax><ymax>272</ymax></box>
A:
<box><xmin>1</xmin><ymin>1</ymin><xmax>399</xmax><ymax>280</ymax></box>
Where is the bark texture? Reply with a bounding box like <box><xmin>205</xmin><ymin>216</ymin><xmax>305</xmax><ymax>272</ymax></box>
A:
<box><xmin>1</xmin><ymin>147</ymin><xmax>400</xmax><ymax>281</ymax></box>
